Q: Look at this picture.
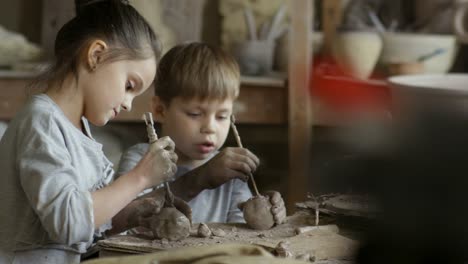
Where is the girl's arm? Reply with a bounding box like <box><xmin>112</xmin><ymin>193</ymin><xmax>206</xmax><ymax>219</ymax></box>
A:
<box><xmin>91</xmin><ymin>169</ymin><xmax>148</xmax><ymax>228</ymax></box>
<box><xmin>92</xmin><ymin>137</ymin><xmax>177</xmax><ymax>229</ymax></box>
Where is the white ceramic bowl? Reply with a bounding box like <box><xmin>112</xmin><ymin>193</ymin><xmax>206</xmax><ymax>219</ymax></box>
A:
<box><xmin>388</xmin><ymin>74</ymin><xmax>468</xmax><ymax>113</ymax></box>
<box><xmin>389</xmin><ymin>73</ymin><xmax>468</xmax><ymax>95</ymax></box>
<box><xmin>380</xmin><ymin>33</ymin><xmax>458</xmax><ymax>74</ymax></box>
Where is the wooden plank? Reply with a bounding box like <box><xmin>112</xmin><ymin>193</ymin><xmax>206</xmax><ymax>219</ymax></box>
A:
<box><xmin>287</xmin><ymin>0</ymin><xmax>313</xmax><ymax>213</ymax></box>
<box><xmin>41</xmin><ymin>0</ymin><xmax>75</xmax><ymax>58</ymax></box>
<box><xmin>0</xmin><ymin>79</ymin><xmax>31</xmax><ymax>120</ymax></box>
<box><xmin>322</xmin><ymin>0</ymin><xmax>343</xmax><ymax>55</ymax></box>
<box><xmin>240</xmin><ymin>75</ymin><xmax>286</xmax><ymax>88</ymax></box>
<box><xmin>119</xmin><ymin>82</ymin><xmax>288</xmax><ymax>124</ymax></box>
<box><xmin>0</xmin><ymin>76</ymin><xmax>288</xmax><ymax>124</ymax></box>
<box><xmin>235</xmin><ymin>85</ymin><xmax>287</xmax><ymax>125</ymax></box>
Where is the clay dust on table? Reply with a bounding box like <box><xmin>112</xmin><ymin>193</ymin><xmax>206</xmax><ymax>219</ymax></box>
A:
<box><xmin>99</xmin><ymin>211</ymin><xmax>359</xmax><ymax>261</ymax></box>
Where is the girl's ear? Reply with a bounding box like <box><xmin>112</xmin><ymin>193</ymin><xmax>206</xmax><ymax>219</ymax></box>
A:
<box><xmin>86</xmin><ymin>39</ymin><xmax>108</xmax><ymax>71</ymax></box>
<box><xmin>151</xmin><ymin>96</ymin><xmax>167</xmax><ymax>123</ymax></box>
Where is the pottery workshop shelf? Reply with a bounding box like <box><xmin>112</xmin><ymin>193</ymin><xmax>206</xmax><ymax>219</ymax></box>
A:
<box><xmin>0</xmin><ymin>71</ymin><xmax>288</xmax><ymax>125</ymax></box>
<box><xmin>0</xmin><ymin>70</ymin><xmax>156</xmax><ymax>122</ymax></box>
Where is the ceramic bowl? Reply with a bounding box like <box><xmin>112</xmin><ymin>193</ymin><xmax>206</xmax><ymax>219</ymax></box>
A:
<box><xmin>388</xmin><ymin>73</ymin><xmax>468</xmax><ymax>114</ymax></box>
<box><xmin>380</xmin><ymin>33</ymin><xmax>458</xmax><ymax>74</ymax></box>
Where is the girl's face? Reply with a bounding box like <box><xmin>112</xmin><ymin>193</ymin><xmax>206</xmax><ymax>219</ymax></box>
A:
<box><xmin>81</xmin><ymin>57</ymin><xmax>156</xmax><ymax>126</ymax></box>
<box><xmin>155</xmin><ymin>97</ymin><xmax>234</xmax><ymax>168</ymax></box>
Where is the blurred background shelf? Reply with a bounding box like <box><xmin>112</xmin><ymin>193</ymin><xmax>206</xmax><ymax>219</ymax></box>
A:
<box><xmin>0</xmin><ymin>72</ymin><xmax>289</xmax><ymax>125</ymax></box>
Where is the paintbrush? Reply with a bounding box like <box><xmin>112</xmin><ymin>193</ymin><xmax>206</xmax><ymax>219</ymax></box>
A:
<box><xmin>144</xmin><ymin>112</ymin><xmax>175</xmax><ymax>207</ymax></box>
<box><xmin>266</xmin><ymin>4</ymin><xmax>287</xmax><ymax>41</ymax></box>
<box><xmin>243</xmin><ymin>7</ymin><xmax>257</xmax><ymax>40</ymax></box>
<box><xmin>230</xmin><ymin>115</ymin><xmax>260</xmax><ymax>196</ymax></box>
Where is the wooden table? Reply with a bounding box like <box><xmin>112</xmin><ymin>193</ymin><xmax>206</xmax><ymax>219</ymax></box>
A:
<box><xmin>96</xmin><ymin>212</ymin><xmax>358</xmax><ymax>261</ymax></box>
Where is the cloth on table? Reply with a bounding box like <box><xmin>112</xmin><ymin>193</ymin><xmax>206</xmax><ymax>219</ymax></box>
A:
<box><xmin>83</xmin><ymin>243</ymin><xmax>310</xmax><ymax>264</ymax></box>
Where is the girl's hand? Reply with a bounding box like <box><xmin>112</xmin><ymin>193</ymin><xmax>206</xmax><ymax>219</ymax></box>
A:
<box><xmin>134</xmin><ymin>189</ymin><xmax>192</xmax><ymax>229</ymax></box>
<box><xmin>196</xmin><ymin>147</ymin><xmax>260</xmax><ymax>189</ymax></box>
<box><xmin>133</xmin><ymin>136</ymin><xmax>178</xmax><ymax>189</ymax></box>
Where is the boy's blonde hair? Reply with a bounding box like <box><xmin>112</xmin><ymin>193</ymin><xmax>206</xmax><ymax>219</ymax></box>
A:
<box><xmin>154</xmin><ymin>42</ymin><xmax>240</xmax><ymax>104</ymax></box>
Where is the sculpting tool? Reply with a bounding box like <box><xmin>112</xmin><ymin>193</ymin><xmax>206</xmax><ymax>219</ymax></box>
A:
<box><xmin>230</xmin><ymin>115</ymin><xmax>260</xmax><ymax>196</ymax></box>
<box><xmin>144</xmin><ymin>112</ymin><xmax>174</xmax><ymax>207</ymax></box>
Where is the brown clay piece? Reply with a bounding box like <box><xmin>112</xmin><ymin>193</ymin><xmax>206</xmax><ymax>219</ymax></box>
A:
<box><xmin>242</xmin><ymin>195</ymin><xmax>275</xmax><ymax>230</ymax></box>
<box><xmin>275</xmin><ymin>240</ymin><xmax>293</xmax><ymax>258</ymax></box>
<box><xmin>151</xmin><ymin>207</ymin><xmax>191</xmax><ymax>241</ymax></box>
<box><xmin>211</xmin><ymin>227</ymin><xmax>227</xmax><ymax>237</ymax></box>
<box><xmin>197</xmin><ymin>223</ymin><xmax>212</xmax><ymax>238</ymax></box>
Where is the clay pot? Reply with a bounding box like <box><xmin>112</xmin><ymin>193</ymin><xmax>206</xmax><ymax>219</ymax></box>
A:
<box><xmin>232</xmin><ymin>40</ymin><xmax>275</xmax><ymax>76</ymax></box>
<box><xmin>242</xmin><ymin>195</ymin><xmax>275</xmax><ymax>230</ymax></box>
<box><xmin>151</xmin><ymin>207</ymin><xmax>191</xmax><ymax>241</ymax></box>
<box><xmin>332</xmin><ymin>31</ymin><xmax>382</xmax><ymax>79</ymax></box>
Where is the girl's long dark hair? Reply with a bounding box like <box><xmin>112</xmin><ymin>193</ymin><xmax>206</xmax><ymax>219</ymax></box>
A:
<box><xmin>35</xmin><ymin>0</ymin><xmax>161</xmax><ymax>89</ymax></box>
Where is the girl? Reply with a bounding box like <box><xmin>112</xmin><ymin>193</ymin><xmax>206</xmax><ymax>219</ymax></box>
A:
<box><xmin>0</xmin><ymin>0</ymin><xmax>183</xmax><ymax>263</ymax></box>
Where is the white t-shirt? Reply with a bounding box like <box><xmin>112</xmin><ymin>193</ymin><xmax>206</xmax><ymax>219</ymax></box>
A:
<box><xmin>0</xmin><ymin>94</ymin><xmax>113</xmax><ymax>264</ymax></box>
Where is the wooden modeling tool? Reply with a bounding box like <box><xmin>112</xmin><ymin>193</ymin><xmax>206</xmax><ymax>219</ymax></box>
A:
<box><xmin>232</xmin><ymin>116</ymin><xmax>275</xmax><ymax>230</ymax></box>
<box><xmin>144</xmin><ymin>112</ymin><xmax>174</xmax><ymax>206</ymax></box>
<box><xmin>230</xmin><ymin>115</ymin><xmax>260</xmax><ymax>196</ymax></box>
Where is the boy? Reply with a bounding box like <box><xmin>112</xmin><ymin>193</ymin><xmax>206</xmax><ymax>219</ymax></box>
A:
<box><xmin>117</xmin><ymin>42</ymin><xmax>286</xmax><ymax>224</ymax></box>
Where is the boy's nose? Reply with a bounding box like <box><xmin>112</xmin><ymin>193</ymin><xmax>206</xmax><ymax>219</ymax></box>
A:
<box><xmin>201</xmin><ymin>118</ymin><xmax>216</xmax><ymax>134</ymax></box>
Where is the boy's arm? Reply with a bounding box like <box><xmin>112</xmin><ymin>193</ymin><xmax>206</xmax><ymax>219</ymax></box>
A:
<box><xmin>169</xmin><ymin>167</ymin><xmax>208</xmax><ymax>201</ymax></box>
<box><xmin>169</xmin><ymin>147</ymin><xmax>259</xmax><ymax>201</ymax></box>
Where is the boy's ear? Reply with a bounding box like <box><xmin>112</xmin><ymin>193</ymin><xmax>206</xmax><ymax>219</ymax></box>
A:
<box><xmin>86</xmin><ymin>39</ymin><xmax>108</xmax><ymax>71</ymax></box>
<box><xmin>151</xmin><ymin>96</ymin><xmax>167</xmax><ymax>123</ymax></box>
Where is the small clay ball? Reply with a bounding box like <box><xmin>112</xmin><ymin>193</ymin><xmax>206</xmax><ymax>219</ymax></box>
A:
<box><xmin>197</xmin><ymin>223</ymin><xmax>212</xmax><ymax>238</ymax></box>
<box><xmin>151</xmin><ymin>207</ymin><xmax>191</xmax><ymax>241</ymax></box>
<box><xmin>295</xmin><ymin>253</ymin><xmax>311</xmax><ymax>261</ymax></box>
<box><xmin>242</xmin><ymin>195</ymin><xmax>275</xmax><ymax>230</ymax></box>
<box><xmin>211</xmin><ymin>228</ymin><xmax>226</xmax><ymax>237</ymax></box>
<box><xmin>275</xmin><ymin>241</ymin><xmax>292</xmax><ymax>258</ymax></box>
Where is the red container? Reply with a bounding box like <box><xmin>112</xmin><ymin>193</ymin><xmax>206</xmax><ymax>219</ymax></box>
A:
<box><xmin>311</xmin><ymin>56</ymin><xmax>391</xmax><ymax>113</ymax></box>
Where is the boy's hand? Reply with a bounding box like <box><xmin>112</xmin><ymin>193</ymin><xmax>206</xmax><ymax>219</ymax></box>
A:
<box><xmin>263</xmin><ymin>190</ymin><xmax>287</xmax><ymax>225</ymax></box>
<box><xmin>134</xmin><ymin>136</ymin><xmax>178</xmax><ymax>189</ymax></box>
<box><xmin>237</xmin><ymin>191</ymin><xmax>287</xmax><ymax>225</ymax></box>
<box><xmin>197</xmin><ymin>147</ymin><xmax>260</xmax><ymax>189</ymax></box>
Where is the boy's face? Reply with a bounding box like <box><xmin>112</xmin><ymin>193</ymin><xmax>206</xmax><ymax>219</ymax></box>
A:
<box><xmin>154</xmin><ymin>96</ymin><xmax>233</xmax><ymax>167</ymax></box>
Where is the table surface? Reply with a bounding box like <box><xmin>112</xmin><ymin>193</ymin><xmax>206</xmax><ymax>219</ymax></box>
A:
<box><xmin>97</xmin><ymin>212</ymin><xmax>359</xmax><ymax>261</ymax></box>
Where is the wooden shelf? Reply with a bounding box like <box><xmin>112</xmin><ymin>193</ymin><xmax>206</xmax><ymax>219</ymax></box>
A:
<box><xmin>0</xmin><ymin>72</ymin><xmax>288</xmax><ymax>124</ymax></box>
